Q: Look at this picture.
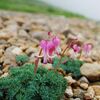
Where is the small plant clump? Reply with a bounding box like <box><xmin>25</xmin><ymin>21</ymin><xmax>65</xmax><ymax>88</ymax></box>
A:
<box><xmin>16</xmin><ymin>54</ymin><xmax>29</xmax><ymax>65</ymax></box>
<box><xmin>53</xmin><ymin>57</ymin><xmax>84</xmax><ymax>78</ymax></box>
<box><xmin>0</xmin><ymin>32</ymin><xmax>93</xmax><ymax>100</ymax></box>
<box><xmin>0</xmin><ymin>64</ymin><xmax>67</xmax><ymax>100</ymax></box>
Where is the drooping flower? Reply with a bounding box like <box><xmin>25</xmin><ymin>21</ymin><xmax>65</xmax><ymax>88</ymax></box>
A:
<box><xmin>52</xmin><ymin>36</ymin><xmax>60</xmax><ymax>47</ymax></box>
<box><xmin>82</xmin><ymin>43</ymin><xmax>93</xmax><ymax>57</ymax></box>
<box><xmin>47</xmin><ymin>40</ymin><xmax>55</xmax><ymax>55</ymax></box>
<box><xmin>52</xmin><ymin>36</ymin><xmax>61</xmax><ymax>54</ymax></box>
<box><xmin>72</xmin><ymin>44</ymin><xmax>81</xmax><ymax>53</ymax></box>
<box><xmin>40</xmin><ymin>36</ymin><xmax>61</xmax><ymax>64</ymax></box>
<box><xmin>40</xmin><ymin>40</ymin><xmax>48</xmax><ymax>64</ymax></box>
<box><xmin>70</xmin><ymin>44</ymin><xmax>81</xmax><ymax>59</ymax></box>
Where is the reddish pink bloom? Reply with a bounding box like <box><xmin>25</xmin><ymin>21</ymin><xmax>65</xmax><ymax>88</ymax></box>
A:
<box><xmin>72</xmin><ymin>44</ymin><xmax>81</xmax><ymax>53</ymax></box>
<box><xmin>40</xmin><ymin>36</ymin><xmax>61</xmax><ymax>64</ymax></box>
<box><xmin>52</xmin><ymin>36</ymin><xmax>61</xmax><ymax>55</ymax></box>
<box><xmin>82</xmin><ymin>43</ymin><xmax>92</xmax><ymax>57</ymax></box>
<box><xmin>47</xmin><ymin>40</ymin><xmax>55</xmax><ymax>56</ymax></box>
<box><xmin>70</xmin><ymin>44</ymin><xmax>81</xmax><ymax>59</ymax></box>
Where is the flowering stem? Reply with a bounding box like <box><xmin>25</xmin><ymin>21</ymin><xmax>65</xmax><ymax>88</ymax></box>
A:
<box><xmin>55</xmin><ymin>40</ymin><xmax>75</xmax><ymax>68</ymax></box>
<box><xmin>34</xmin><ymin>48</ymin><xmax>42</xmax><ymax>74</ymax></box>
<box><xmin>62</xmin><ymin>45</ymin><xmax>69</xmax><ymax>56</ymax></box>
<box><xmin>55</xmin><ymin>45</ymin><xmax>69</xmax><ymax>69</ymax></box>
<box><xmin>78</xmin><ymin>49</ymin><xmax>82</xmax><ymax>59</ymax></box>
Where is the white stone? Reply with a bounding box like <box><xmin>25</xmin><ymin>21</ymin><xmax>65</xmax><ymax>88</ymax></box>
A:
<box><xmin>12</xmin><ymin>47</ymin><xmax>22</xmax><ymax>55</ymax></box>
<box><xmin>64</xmin><ymin>76</ymin><xmax>76</xmax><ymax>85</ymax></box>
<box><xmin>65</xmin><ymin>86</ymin><xmax>73</xmax><ymax>97</ymax></box>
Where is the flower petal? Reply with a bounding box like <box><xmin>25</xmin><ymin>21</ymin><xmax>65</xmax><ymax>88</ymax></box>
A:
<box><xmin>40</xmin><ymin>40</ymin><xmax>48</xmax><ymax>49</ymax></box>
<box><xmin>52</xmin><ymin>36</ymin><xmax>60</xmax><ymax>47</ymax></box>
<box><xmin>47</xmin><ymin>40</ymin><xmax>55</xmax><ymax>55</ymax></box>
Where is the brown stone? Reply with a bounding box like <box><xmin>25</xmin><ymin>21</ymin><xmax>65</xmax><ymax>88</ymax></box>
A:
<box><xmin>80</xmin><ymin>63</ymin><xmax>100</xmax><ymax>81</ymax></box>
<box><xmin>91</xmin><ymin>85</ymin><xmax>100</xmax><ymax>96</ymax></box>
<box><xmin>80</xmin><ymin>83</ymin><xmax>88</xmax><ymax>90</ymax></box>
<box><xmin>0</xmin><ymin>31</ymin><xmax>10</xmax><ymax>40</ymax></box>
<box><xmin>84</xmin><ymin>86</ymin><xmax>95</xmax><ymax>100</ymax></box>
<box><xmin>0</xmin><ymin>49</ymin><xmax>4</xmax><ymax>57</ymax></box>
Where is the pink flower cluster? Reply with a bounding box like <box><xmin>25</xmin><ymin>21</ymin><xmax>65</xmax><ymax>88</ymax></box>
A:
<box><xmin>71</xmin><ymin>43</ymin><xmax>93</xmax><ymax>58</ymax></box>
<box><xmin>40</xmin><ymin>32</ymin><xmax>93</xmax><ymax>64</ymax></box>
<box><xmin>40</xmin><ymin>36</ymin><xmax>61</xmax><ymax>64</ymax></box>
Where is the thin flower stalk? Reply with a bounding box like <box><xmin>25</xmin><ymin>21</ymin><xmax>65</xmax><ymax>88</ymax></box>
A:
<box><xmin>34</xmin><ymin>48</ymin><xmax>42</xmax><ymax>74</ymax></box>
<box><xmin>56</xmin><ymin>40</ymin><xmax>76</xmax><ymax>68</ymax></box>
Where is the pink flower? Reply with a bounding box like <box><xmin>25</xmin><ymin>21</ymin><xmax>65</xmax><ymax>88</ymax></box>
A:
<box><xmin>40</xmin><ymin>40</ymin><xmax>48</xmax><ymax>64</ymax></box>
<box><xmin>47</xmin><ymin>40</ymin><xmax>55</xmax><ymax>56</ymax></box>
<box><xmin>52</xmin><ymin>36</ymin><xmax>61</xmax><ymax>54</ymax></box>
<box><xmin>52</xmin><ymin>36</ymin><xmax>60</xmax><ymax>47</ymax></box>
<box><xmin>72</xmin><ymin>44</ymin><xmax>81</xmax><ymax>53</ymax></box>
<box><xmin>82</xmin><ymin>43</ymin><xmax>92</xmax><ymax>57</ymax></box>
<box><xmin>40</xmin><ymin>36</ymin><xmax>61</xmax><ymax>64</ymax></box>
<box><xmin>70</xmin><ymin>44</ymin><xmax>81</xmax><ymax>59</ymax></box>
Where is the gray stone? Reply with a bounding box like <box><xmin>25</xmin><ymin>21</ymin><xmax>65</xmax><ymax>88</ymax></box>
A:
<box><xmin>73</xmin><ymin>88</ymin><xmax>85</xmax><ymax>99</ymax></box>
<box><xmin>79</xmin><ymin>77</ymin><xmax>89</xmax><ymax>84</ymax></box>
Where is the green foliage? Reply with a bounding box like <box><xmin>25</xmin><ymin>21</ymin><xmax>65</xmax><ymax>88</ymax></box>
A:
<box><xmin>16</xmin><ymin>54</ymin><xmax>29</xmax><ymax>64</ymax></box>
<box><xmin>0</xmin><ymin>64</ymin><xmax>67</xmax><ymax>100</ymax></box>
<box><xmin>53</xmin><ymin>57</ymin><xmax>84</xmax><ymax>78</ymax></box>
<box><xmin>0</xmin><ymin>0</ymin><xmax>85</xmax><ymax>19</ymax></box>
